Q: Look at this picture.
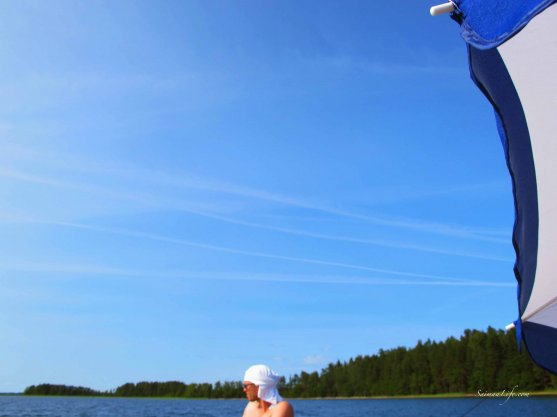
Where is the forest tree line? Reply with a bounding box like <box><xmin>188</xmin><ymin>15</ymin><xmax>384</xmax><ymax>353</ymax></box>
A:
<box><xmin>280</xmin><ymin>327</ymin><xmax>557</xmax><ymax>397</ymax></box>
<box><xmin>24</xmin><ymin>327</ymin><xmax>557</xmax><ymax>398</ymax></box>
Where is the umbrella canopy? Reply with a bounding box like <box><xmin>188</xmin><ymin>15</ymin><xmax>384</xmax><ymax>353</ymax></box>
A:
<box><xmin>446</xmin><ymin>0</ymin><xmax>557</xmax><ymax>374</ymax></box>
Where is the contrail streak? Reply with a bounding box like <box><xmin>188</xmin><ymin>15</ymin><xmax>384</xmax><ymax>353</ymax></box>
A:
<box><xmin>0</xmin><ymin>262</ymin><xmax>512</xmax><ymax>287</ymax></box>
<box><xmin>4</xmin><ymin>216</ymin><xmax>499</xmax><ymax>284</ymax></box>
<box><xmin>0</xmin><ymin>161</ymin><xmax>510</xmax><ymax>243</ymax></box>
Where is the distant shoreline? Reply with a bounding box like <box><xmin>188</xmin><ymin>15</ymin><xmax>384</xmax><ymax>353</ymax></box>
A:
<box><xmin>18</xmin><ymin>329</ymin><xmax>557</xmax><ymax>400</ymax></box>
<box><xmin>4</xmin><ymin>390</ymin><xmax>557</xmax><ymax>399</ymax></box>
<box><xmin>305</xmin><ymin>390</ymin><xmax>557</xmax><ymax>399</ymax></box>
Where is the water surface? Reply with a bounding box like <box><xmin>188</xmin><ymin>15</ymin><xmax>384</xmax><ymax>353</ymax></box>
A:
<box><xmin>1</xmin><ymin>396</ymin><xmax>556</xmax><ymax>417</ymax></box>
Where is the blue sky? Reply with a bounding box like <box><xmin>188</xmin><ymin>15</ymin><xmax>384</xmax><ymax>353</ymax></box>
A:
<box><xmin>0</xmin><ymin>1</ymin><xmax>517</xmax><ymax>392</ymax></box>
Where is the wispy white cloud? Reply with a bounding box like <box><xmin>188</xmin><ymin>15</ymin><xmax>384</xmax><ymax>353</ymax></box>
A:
<box><xmin>9</xmin><ymin>218</ymin><xmax>480</xmax><ymax>282</ymax></box>
<box><xmin>0</xmin><ymin>260</ymin><xmax>513</xmax><ymax>288</ymax></box>
<box><xmin>0</xmin><ymin>167</ymin><xmax>236</xmax><ymax>215</ymax></box>
<box><xmin>0</xmin><ymin>144</ymin><xmax>510</xmax><ymax>244</ymax></box>
<box><xmin>356</xmin><ymin>180</ymin><xmax>510</xmax><ymax>209</ymax></box>
<box><xmin>303</xmin><ymin>354</ymin><xmax>328</xmax><ymax>366</ymax></box>
<box><xmin>0</xmin><ymin>70</ymin><xmax>235</xmax><ymax>114</ymax></box>
<box><xmin>0</xmin><ymin>167</ymin><xmax>71</xmax><ymax>188</ymax></box>
<box><xmin>157</xmin><ymin>210</ymin><xmax>512</xmax><ymax>262</ymax></box>
<box><xmin>321</xmin><ymin>55</ymin><xmax>467</xmax><ymax>77</ymax></box>
<box><xmin>4</xmin><ymin>207</ymin><xmax>512</xmax><ymax>264</ymax></box>
<box><xmin>0</xmin><ymin>213</ymin><xmax>510</xmax><ymax>287</ymax></box>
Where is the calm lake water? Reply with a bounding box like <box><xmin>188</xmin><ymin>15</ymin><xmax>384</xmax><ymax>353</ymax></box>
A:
<box><xmin>1</xmin><ymin>396</ymin><xmax>556</xmax><ymax>417</ymax></box>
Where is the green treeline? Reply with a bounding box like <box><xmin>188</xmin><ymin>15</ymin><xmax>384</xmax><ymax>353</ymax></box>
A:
<box><xmin>23</xmin><ymin>381</ymin><xmax>243</xmax><ymax>398</ymax></box>
<box><xmin>24</xmin><ymin>384</ymin><xmax>102</xmax><ymax>396</ymax></box>
<box><xmin>114</xmin><ymin>381</ymin><xmax>242</xmax><ymax>398</ymax></box>
<box><xmin>281</xmin><ymin>327</ymin><xmax>557</xmax><ymax>397</ymax></box>
<box><xmin>24</xmin><ymin>327</ymin><xmax>557</xmax><ymax>398</ymax></box>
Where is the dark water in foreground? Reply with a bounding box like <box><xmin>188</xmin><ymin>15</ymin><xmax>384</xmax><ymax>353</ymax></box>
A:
<box><xmin>0</xmin><ymin>396</ymin><xmax>556</xmax><ymax>417</ymax></box>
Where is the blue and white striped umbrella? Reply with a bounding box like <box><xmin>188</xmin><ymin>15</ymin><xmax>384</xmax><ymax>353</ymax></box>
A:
<box><xmin>434</xmin><ymin>0</ymin><xmax>557</xmax><ymax>374</ymax></box>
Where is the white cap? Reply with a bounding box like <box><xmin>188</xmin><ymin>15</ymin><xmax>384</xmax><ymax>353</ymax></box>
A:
<box><xmin>243</xmin><ymin>364</ymin><xmax>283</xmax><ymax>405</ymax></box>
